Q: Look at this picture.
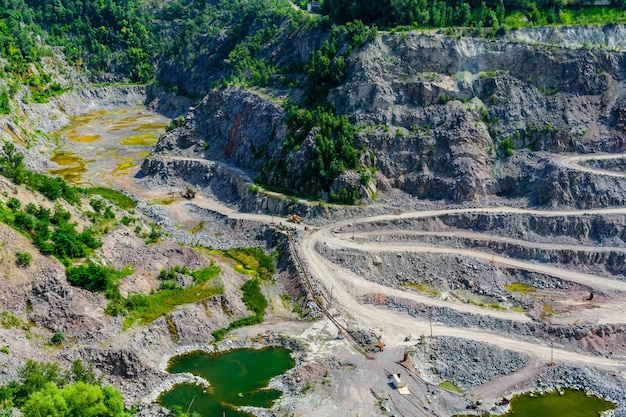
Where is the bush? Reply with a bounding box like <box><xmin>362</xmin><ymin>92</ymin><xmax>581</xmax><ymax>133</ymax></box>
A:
<box><xmin>16</xmin><ymin>251</ymin><xmax>33</xmax><ymax>267</ymax></box>
<box><xmin>50</xmin><ymin>331</ymin><xmax>65</xmax><ymax>345</ymax></box>
<box><xmin>147</xmin><ymin>226</ymin><xmax>161</xmax><ymax>243</ymax></box>
<box><xmin>6</xmin><ymin>198</ymin><xmax>20</xmax><ymax>211</ymax></box>
<box><xmin>66</xmin><ymin>263</ymin><xmax>111</xmax><ymax>292</ymax></box>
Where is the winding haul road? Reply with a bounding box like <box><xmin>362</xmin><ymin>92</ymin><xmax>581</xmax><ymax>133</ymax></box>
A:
<box><xmin>135</xmin><ymin>153</ymin><xmax>626</xmax><ymax>372</ymax></box>
<box><xmin>292</xmin><ymin>154</ymin><xmax>626</xmax><ymax>372</ymax></box>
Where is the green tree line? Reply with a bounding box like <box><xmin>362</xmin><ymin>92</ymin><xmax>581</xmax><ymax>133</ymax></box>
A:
<box><xmin>321</xmin><ymin>0</ymin><xmax>626</xmax><ymax>28</ymax></box>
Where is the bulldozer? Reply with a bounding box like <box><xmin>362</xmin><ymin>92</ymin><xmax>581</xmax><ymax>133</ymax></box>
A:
<box><xmin>182</xmin><ymin>186</ymin><xmax>196</xmax><ymax>199</ymax></box>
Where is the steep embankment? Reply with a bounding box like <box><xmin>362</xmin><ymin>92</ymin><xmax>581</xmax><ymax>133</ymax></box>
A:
<box><xmin>147</xmin><ymin>25</ymin><xmax>626</xmax><ymax>208</ymax></box>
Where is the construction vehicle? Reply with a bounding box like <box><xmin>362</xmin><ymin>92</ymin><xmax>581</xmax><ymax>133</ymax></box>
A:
<box><xmin>286</xmin><ymin>215</ymin><xmax>303</xmax><ymax>223</ymax></box>
<box><xmin>182</xmin><ymin>186</ymin><xmax>196</xmax><ymax>199</ymax></box>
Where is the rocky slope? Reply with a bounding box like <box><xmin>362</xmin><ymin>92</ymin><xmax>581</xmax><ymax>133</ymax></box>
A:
<box><xmin>148</xmin><ymin>24</ymin><xmax>626</xmax><ymax>209</ymax></box>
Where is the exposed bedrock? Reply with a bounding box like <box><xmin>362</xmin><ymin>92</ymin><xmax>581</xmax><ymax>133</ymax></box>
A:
<box><xmin>149</xmin><ymin>27</ymin><xmax>626</xmax><ymax>207</ymax></box>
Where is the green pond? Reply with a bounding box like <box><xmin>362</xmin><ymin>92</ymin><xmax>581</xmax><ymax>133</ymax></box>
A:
<box><xmin>158</xmin><ymin>347</ymin><xmax>295</xmax><ymax>417</ymax></box>
<box><xmin>456</xmin><ymin>389</ymin><xmax>615</xmax><ymax>417</ymax></box>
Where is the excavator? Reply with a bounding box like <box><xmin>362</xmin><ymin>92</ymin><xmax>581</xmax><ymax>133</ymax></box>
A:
<box><xmin>182</xmin><ymin>186</ymin><xmax>196</xmax><ymax>199</ymax></box>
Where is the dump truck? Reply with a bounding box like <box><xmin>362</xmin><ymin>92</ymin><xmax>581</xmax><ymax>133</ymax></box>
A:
<box><xmin>286</xmin><ymin>215</ymin><xmax>303</xmax><ymax>223</ymax></box>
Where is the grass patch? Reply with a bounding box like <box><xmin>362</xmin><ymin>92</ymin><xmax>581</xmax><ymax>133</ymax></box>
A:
<box><xmin>543</xmin><ymin>304</ymin><xmax>557</xmax><ymax>315</ymax></box>
<box><xmin>1</xmin><ymin>310</ymin><xmax>22</xmax><ymax>329</ymax></box>
<box><xmin>504</xmin><ymin>283</ymin><xmax>537</xmax><ymax>294</ymax></box>
<box><xmin>120</xmin><ymin>264</ymin><xmax>222</xmax><ymax>329</ymax></box>
<box><xmin>212</xmin><ymin>278</ymin><xmax>267</xmax><ymax>341</ymax></box>
<box><xmin>406</xmin><ymin>282</ymin><xmax>440</xmax><ymax>297</ymax></box>
<box><xmin>439</xmin><ymin>381</ymin><xmax>462</xmax><ymax>393</ymax></box>
<box><xmin>151</xmin><ymin>198</ymin><xmax>177</xmax><ymax>206</ymax></box>
<box><xmin>83</xmin><ymin>187</ymin><xmax>136</xmax><ymax>210</ymax></box>
<box><xmin>510</xmin><ymin>306</ymin><xmax>525</xmax><ymax>313</ymax></box>
<box><xmin>216</xmin><ymin>247</ymin><xmax>276</xmax><ymax>281</ymax></box>
<box><xmin>190</xmin><ymin>221</ymin><xmax>207</xmax><ymax>234</ymax></box>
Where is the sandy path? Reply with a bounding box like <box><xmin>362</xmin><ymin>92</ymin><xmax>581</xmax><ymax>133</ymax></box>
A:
<box><xmin>350</xmin><ymin>229</ymin><xmax>626</xmax><ymax>255</ymax></box>
<box><xmin>319</xmin><ymin>230</ymin><xmax>626</xmax><ymax>292</ymax></box>
<box><xmin>557</xmin><ymin>153</ymin><xmax>626</xmax><ymax>178</ymax></box>
<box><xmin>470</xmin><ymin>358</ymin><xmax>548</xmax><ymax>399</ymax></box>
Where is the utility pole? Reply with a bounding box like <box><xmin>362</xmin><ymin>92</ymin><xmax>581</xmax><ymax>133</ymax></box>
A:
<box><xmin>329</xmin><ymin>286</ymin><xmax>333</xmax><ymax>310</ymax></box>
<box><xmin>429</xmin><ymin>315</ymin><xmax>433</xmax><ymax>339</ymax></box>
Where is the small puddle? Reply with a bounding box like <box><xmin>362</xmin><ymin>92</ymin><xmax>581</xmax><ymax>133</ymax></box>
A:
<box><xmin>456</xmin><ymin>389</ymin><xmax>615</xmax><ymax>417</ymax></box>
<box><xmin>49</xmin><ymin>106</ymin><xmax>169</xmax><ymax>186</ymax></box>
<box><xmin>158</xmin><ymin>347</ymin><xmax>295</xmax><ymax>417</ymax></box>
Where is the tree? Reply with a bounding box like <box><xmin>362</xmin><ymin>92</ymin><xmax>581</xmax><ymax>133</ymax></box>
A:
<box><xmin>21</xmin><ymin>382</ymin><xmax>130</xmax><ymax>417</ymax></box>
<box><xmin>14</xmin><ymin>360</ymin><xmax>67</xmax><ymax>406</ymax></box>
<box><xmin>21</xmin><ymin>383</ymin><xmax>69</xmax><ymax>417</ymax></box>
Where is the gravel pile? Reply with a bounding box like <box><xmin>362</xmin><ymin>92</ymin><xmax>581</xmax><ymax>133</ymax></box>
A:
<box><xmin>418</xmin><ymin>336</ymin><xmax>529</xmax><ymax>390</ymax></box>
<box><xmin>532</xmin><ymin>365</ymin><xmax>626</xmax><ymax>417</ymax></box>
<box><xmin>136</xmin><ymin>199</ymin><xmax>272</xmax><ymax>250</ymax></box>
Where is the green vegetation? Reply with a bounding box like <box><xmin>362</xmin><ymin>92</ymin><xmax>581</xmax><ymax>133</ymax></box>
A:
<box><xmin>322</xmin><ymin>0</ymin><xmax>626</xmax><ymax>29</ymax></box>
<box><xmin>210</xmin><ymin>247</ymin><xmax>275</xmax><ymax>341</ymax></box>
<box><xmin>439</xmin><ymin>380</ymin><xmax>463</xmax><ymax>393</ymax></box>
<box><xmin>0</xmin><ymin>195</ymin><xmax>104</xmax><ymax>264</ymax></box>
<box><xmin>212</xmin><ymin>278</ymin><xmax>267</xmax><ymax>341</ymax></box>
<box><xmin>1</xmin><ymin>142</ymin><xmax>81</xmax><ymax>205</ymax></box>
<box><xmin>220</xmin><ymin>247</ymin><xmax>276</xmax><ymax>281</ymax></box>
<box><xmin>15</xmin><ymin>251</ymin><xmax>33</xmax><ymax>267</ymax></box>
<box><xmin>0</xmin><ymin>359</ymin><xmax>131</xmax><ymax>416</ymax></box>
<box><xmin>405</xmin><ymin>281</ymin><xmax>441</xmax><ymax>297</ymax></box>
<box><xmin>83</xmin><ymin>187</ymin><xmax>136</xmax><ymax>210</ymax></box>
<box><xmin>498</xmin><ymin>137</ymin><xmax>515</xmax><ymax>157</ymax></box>
<box><xmin>66</xmin><ymin>263</ymin><xmax>119</xmax><ymax>292</ymax></box>
<box><xmin>50</xmin><ymin>331</ymin><xmax>65</xmax><ymax>345</ymax></box>
<box><xmin>119</xmin><ymin>263</ymin><xmax>222</xmax><ymax>329</ymax></box>
<box><xmin>504</xmin><ymin>282</ymin><xmax>537</xmax><ymax>294</ymax></box>
<box><xmin>0</xmin><ymin>311</ymin><xmax>21</xmax><ymax>329</ymax></box>
<box><xmin>267</xmin><ymin>105</ymin><xmax>364</xmax><ymax>204</ymax></box>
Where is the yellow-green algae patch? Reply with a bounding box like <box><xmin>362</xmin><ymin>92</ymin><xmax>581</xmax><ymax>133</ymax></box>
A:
<box><xmin>112</xmin><ymin>157</ymin><xmax>135</xmax><ymax>177</ymax></box>
<box><xmin>67</xmin><ymin>133</ymin><xmax>102</xmax><ymax>143</ymax></box>
<box><xmin>52</xmin><ymin>110</ymin><xmax>108</xmax><ymax>137</ymax></box>
<box><xmin>49</xmin><ymin>151</ymin><xmax>89</xmax><ymax>183</ymax></box>
<box><xmin>132</xmin><ymin>122</ymin><xmax>168</xmax><ymax>132</ymax></box>
<box><xmin>119</xmin><ymin>133</ymin><xmax>158</xmax><ymax>146</ymax></box>
<box><xmin>110</xmin><ymin>114</ymin><xmax>154</xmax><ymax>130</ymax></box>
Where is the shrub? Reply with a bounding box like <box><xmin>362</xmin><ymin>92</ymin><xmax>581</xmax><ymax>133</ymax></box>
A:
<box><xmin>7</xmin><ymin>198</ymin><xmax>20</xmax><ymax>211</ymax></box>
<box><xmin>50</xmin><ymin>331</ymin><xmax>65</xmax><ymax>345</ymax></box>
<box><xmin>16</xmin><ymin>251</ymin><xmax>33</xmax><ymax>267</ymax></box>
<box><xmin>66</xmin><ymin>263</ymin><xmax>111</xmax><ymax>292</ymax></box>
<box><xmin>147</xmin><ymin>226</ymin><xmax>162</xmax><ymax>243</ymax></box>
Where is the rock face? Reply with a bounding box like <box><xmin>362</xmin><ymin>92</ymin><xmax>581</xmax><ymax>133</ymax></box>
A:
<box><xmin>150</xmin><ymin>25</ymin><xmax>626</xmax><ymax>208</ymax></box>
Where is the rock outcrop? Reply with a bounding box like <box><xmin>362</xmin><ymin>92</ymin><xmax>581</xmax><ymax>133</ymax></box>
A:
<box><xmin>149</xmin><ymin>25</ymin><xmax>626</xmax><ymax>208</ymax></box>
